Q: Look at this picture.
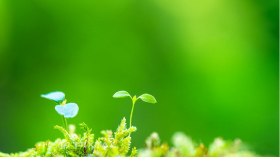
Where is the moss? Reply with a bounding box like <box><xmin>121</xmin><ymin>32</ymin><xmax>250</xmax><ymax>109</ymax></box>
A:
<box><xmin>1</xmin><ymin>120</ymin><xmax>273</xmax><ymax>157</ymax></box>
<box><xmin>138</xmin><ymin>132</ymin><xmax>274</xmax><ymax>157</ymax></box>
<box><xmin>2</xmin><ymin>118</ymin><xmax>137</xmax><ymax>157</ymax></box>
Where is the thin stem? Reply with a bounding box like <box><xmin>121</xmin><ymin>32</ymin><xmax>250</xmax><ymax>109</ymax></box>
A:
<box><xmin>129</xmin><ymin>100</ymin><xmax>135</xmax><ymax>137</ymax></box>
<box><xmin>62</xmin><ymin>115</ymin><xmax>68</xmax><ymax>132</ymax></box>
<box><xmin>130</xmin><ymin>101</ymin><xmax>135</xmax><ymax>128</ymax></box>
<box><xmin>129</xmin><ymin>96</ymin><xmax>138</xmax><ymax>137</ymax></box>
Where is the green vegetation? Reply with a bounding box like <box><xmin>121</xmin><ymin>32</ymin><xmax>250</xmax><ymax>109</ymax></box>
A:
<box><xmin>0</xmin><ymin>91</ymin><xmax>273</xmax><ymax>157</ymax></box>
<box><xmin>0</xmin><ymin>118</ymin><xmax>136</xmax><ymax>157</ymax></box>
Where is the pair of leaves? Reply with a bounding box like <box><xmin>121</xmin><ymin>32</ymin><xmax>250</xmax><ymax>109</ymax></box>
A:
<box><xmin>113</xmin><ymin>91</ymin><xmax>157</xmax><ymax>103</ymax></box>
<box><xmin>41</xmin><ymin>91</ymin><xmax>79</xmax><ymax>118</ymax></box>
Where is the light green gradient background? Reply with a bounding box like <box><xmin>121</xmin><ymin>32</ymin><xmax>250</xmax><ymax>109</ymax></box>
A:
<box><xmin>0</xmin><ymin>0</ymin><xmax>278</xmax><ymax>156</ymax></box>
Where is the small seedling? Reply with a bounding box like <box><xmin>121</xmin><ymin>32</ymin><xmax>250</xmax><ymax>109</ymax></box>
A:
<box><xmin>113</xmin><ymin>91</ymin><xmax>157</xmax><ymax>128</ymax></box>
<box><xmin>41</xmin><ymin>91</ymin><xmax>79</xmax><ymax>131</ymax></box>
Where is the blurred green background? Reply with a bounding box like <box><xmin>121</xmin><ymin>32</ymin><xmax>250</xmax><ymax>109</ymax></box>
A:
<box><xmin>0</xmin><ymin>0</ymin><xmax>278</xmax><ymax>156</ymax></box>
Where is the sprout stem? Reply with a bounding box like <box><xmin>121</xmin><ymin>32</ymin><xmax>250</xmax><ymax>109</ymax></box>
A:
<box><xmin>62</xmin><ymin>115</ymin><xmax>68</xmax><ymax>132</ymax></box>
<box><xmin>129</xmin><ymin>96</ymin><xmax>137</xmax><ymax>136</ymax></box>
<box><xmin>130</xmin><ymin>101</ymin><xmax>135</xmax><ymax>129</ymax></box>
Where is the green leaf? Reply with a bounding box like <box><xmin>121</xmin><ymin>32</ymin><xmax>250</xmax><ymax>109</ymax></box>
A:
<box><xmin>138</xmin><ymin>94</ymin><xmax>157</xmax><ymax>103</ymax></box>
<box><xmin>113</xmin><ymin>91</ymin><xmax>131</xmax><ymax>98</ymax></box>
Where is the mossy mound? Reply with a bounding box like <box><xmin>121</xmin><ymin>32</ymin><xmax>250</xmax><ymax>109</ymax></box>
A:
<box><xmin>0</xmin><ymin>118</ymin><xmax>272</xmax><ymax>157</ymax></box>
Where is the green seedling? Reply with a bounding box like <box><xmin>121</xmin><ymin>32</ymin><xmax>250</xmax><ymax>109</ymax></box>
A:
<box><xmin>113</xmin><ymin>91</ymin><xmax>157</xmax><ymax>128</ymax></box>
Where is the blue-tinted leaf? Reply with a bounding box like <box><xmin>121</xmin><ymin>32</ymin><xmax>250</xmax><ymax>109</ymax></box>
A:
<box><xmin>55</xmin><ymin>105</ymin><xmax>65</xmax><ymax>116</ymax></box>
<box><xmin>113</xmin><ymin>91</ymin><xmax>131</xmax><ymax>98</ymax></box>
<box><xmin>139</xmin><ymin>94</ymin><xmax>157</xmax><ymax>103</ymax></box>
<box><xmin>41</xmin><ymin>91</ymin><xmax>65</xmax><ymax>103</ymax></box>
<box><xmin>55</xmin><ymin>103</ymin><xmax>79</xmax><ymax>118</ymax></box>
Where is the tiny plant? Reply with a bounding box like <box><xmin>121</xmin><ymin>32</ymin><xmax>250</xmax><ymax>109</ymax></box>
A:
<box><xmin>41</xmin><ymin>91</ymin><xmax>79</xmax><ymax>131</ymax></box>
<box><xmin>113</xmin><ymin>91</ymin><xmax>157</xmax><ymax>128</ymax></box>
